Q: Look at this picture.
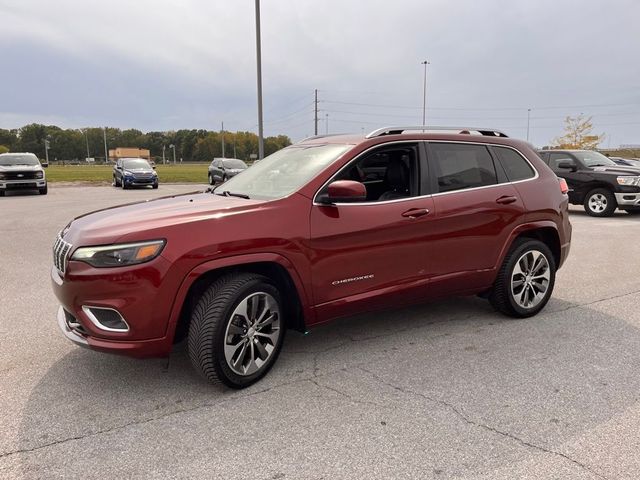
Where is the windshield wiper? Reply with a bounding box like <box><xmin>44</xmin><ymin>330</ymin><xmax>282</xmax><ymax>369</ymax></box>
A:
<box><xmin>217</xmin><ymin>190</ymin><xmax>250</xmax><ymax>199</ymax></box>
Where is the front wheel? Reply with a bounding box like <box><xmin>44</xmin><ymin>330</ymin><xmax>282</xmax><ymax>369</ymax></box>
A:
<box><xmin>208</xmin><ymin>174</ymin><xmax>213</xmax><ymax>185</ymax></box>
<box><xmin>121</xmin><ymin>178</ymin><xmax>128</xmax><ymax>190</ymax></box>
<box><xmin>152</xmin><ymin>183</ymin><xmax>158</xmax><ymax>189</ymax></box>
<box><xmin>188</xmin><ymin>273</ymin><xmax>285</xmax><ymax>388</ymax></box>
<box><xmin>489</xmin><ymin>238</ymin><xmax>556</xmax><ymax>318</ymax></box>
<box><xmin>584</xmin><ymin>188</ymin><xmax>616</xmax><ymax>217</ymax></box>
<box><xmin>39</xmin><ymin>185</ymin><xmax>48</xmax><ymax>195</ymax></box>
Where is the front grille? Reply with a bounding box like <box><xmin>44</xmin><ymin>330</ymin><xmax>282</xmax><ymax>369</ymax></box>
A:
<box><xmin>53</xmin><ymin>234</ymin><xmax>73</xmax><ymax>274</ymax></box>
<box><xmin>4</xmin><ymin>171</ymin><xmax>41</xmax><ymax>180</ymax></box>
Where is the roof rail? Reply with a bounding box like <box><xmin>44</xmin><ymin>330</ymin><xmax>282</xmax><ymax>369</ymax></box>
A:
<box><xmin>365</xmin><ymin>126</ymin><xmax>509</xmax><ymax>139</ymax></box>
<box><xmin>299</xmin><ymin>133</ymin><xmax>345</xmax><ymax>143</ymax></box>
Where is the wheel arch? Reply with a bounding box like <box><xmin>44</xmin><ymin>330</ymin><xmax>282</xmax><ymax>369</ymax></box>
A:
<box><xmin>169</xmin><ymin>254</ymin><xmax>311</xmax><ymax>344</ymax></box>
<box><xmin>577</xmin><ymin>182</ymin><xmax>616</xmax><ymax>203</ymax></box>
<box><xmin>498</xmin><ymin>222</ymin><xmax>562</xmax><ymax>272</ymax></box>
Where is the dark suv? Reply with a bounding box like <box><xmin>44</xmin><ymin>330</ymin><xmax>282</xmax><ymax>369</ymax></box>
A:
<box><xmin>52</xmin><ymin>126</ymin><xmax>571</xmax><ymax>388</ymax></box>
<box><xmin>538</xmin><ymin>149</ymin><xmax>640</xmax><ymax>216</ymax></box>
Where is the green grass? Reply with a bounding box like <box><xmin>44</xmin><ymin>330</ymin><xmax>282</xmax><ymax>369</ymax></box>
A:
<box><xmin>45</xmin><ymin>164</ymin><xmax>209</xmax><ymax>183</ymax></box>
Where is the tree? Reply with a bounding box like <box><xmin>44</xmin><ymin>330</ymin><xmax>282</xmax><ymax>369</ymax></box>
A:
<box><xmin>0</xmin><ymin>145</ymin><xmax>9</xmax><ymax>154</ymax></box>
<box><xmin>553</xmin><ymin>114</ymin><xmax>604</xmax><ymax>149</ymax></box>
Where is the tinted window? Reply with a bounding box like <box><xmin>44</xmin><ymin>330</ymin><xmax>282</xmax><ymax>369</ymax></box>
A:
<box><xmin>494</xmin><ymin>147</ymin><xmax>535</xmax><ymax>182</ymax></box>
<box><xmin>0</xmin><ymin>154</ymin><xmax>39</xmax><ymax>166</ymax></box>
<box><xmin>123</xmin><ymin>159</ymin><xmax>152</xmax><ymax>170</ymax></box>
<box><xmin>223</xmin><ymin>159</ymin><xmax>247</xmax><ymax>169</ymax></box>
<box><xmin>430</xmin><ymin>143</ymin><xmax>497</xmax><ymax>193</ymax></box>
<box><xmin>548</xmin><ymin>153</ymin><xmax>574</xmax><ymax>171</ymax></box>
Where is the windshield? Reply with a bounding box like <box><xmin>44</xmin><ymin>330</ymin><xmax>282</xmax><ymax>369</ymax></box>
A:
<box><xmin>223</xmin><ymin>159</ymin><xmax>247</xmax><ymax>169</ymax></box>
<box><xmin>215</xmin><ymin>144</ymin><xmax>352</xmax><ymax>200</ymax></box>
<box><xmin>123</xmin><ymin>159</ymin><xmax>152</xmax><ymax>170</ymax></box>
<box><xmin>574</xmin><ymin>151</ymin><xmax>617</xmax><ymax>167</ymax></box>
<box><xmin>0</xmin><ymin>154</ymin><xmax>40</xmax><ymax>166</ymax></box>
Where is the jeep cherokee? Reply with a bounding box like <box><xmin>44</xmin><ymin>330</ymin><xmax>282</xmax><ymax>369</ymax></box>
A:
<box><xmin>52</xmin><ymin>126</ymin><xmax>572</xmax><ymax>388</ymax></box>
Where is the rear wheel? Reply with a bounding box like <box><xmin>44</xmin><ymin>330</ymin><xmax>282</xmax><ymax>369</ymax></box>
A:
<box><xmin>489</xmin><ymin>238</ymin><xmax>556</xmax><ymax>318</ymax></box>
<box><xmin>39</xmin><ymin>185</ymin><xmax>48</xmax><ymax>195</ymax></box>
<box><xmin>188</xmin><ymin>273</ymin><xmax>285</xmax><ymax>388</ymax></box>
<box><xmin>584</xmin><ymin>188</ymin><xmax>616</xmax><ymax>217</ymax></box>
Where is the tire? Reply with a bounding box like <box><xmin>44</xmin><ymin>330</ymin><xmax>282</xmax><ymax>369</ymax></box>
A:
<box><xmin>488</xmin><ymin>238</ymin><xmax>556</xmax><ymax>318</ymax></box>
<box><xmin>39</xmin><ymin>185</ymin><xmax>48</xmax><ymax>195</ymax></box>
<box><xmin>113</xmin><ymin>176</ymin><xmax>119</xmax><ymax>187</ymax></box>
<box><xmin>152</xmin><ymin>183</ymin><xmax>158</xmax><ymax>189</ymax></box>
<box><xmin>0</xmin><ymin>190</ymin><xmax>4</xmax><ymax>197</ymax></box>
<box><xmin>122</xmin><ymin>178</ymin><xmax>128</xmax><ymax>190</ymax></box>
<box><xmin>208</xmin><ymin>174</ymin><xmax>213</xmax><ymax>185</ymax></box>
<box><xmin>188</xmin><ymin>273</ymin><xmax>286</xmax><ymax>388</ymax></box>
<box><xmin>625</xmin><ymin>208</ymin><xmax>640</xmax><ymax>215</ymax></box>
<box><xmin>583</xmin><ymin>188</ymin><xmax>616</xmax><ymax>217</ymax></box>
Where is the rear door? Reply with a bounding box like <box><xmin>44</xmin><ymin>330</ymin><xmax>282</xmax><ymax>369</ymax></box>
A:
<box><xmin>425</xmin><ymin>141</ymin><xmax>526</xmax><ymax>295</ymax></box>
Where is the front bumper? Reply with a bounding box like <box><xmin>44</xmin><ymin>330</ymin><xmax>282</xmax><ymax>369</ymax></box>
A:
<box><xmin>51</xmin><ymin>257</ymin><xmax>179</xmax><ymax>358</ymax></box>
<box><xmin>0</xmin><ymin>179</ymin><xmax>46</xmax><ymax>190</ymax></box>
<box><xmin>615</xmin><ymin>192</ymin><xmax>640</xmax><ymax>207</ymax></box>
<box><xmin>123</xmin><ymin>176</ymin><xmax>157</xmax><ymax>186</ymax></box>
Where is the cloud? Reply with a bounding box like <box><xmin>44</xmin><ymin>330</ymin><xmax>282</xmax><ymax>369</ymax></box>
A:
<box><xmin>1</xmin><ymin>0</ymin><xmax>639</xmax><ymax>146</ymax></box>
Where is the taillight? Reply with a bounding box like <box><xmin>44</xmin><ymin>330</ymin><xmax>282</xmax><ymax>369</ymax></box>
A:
<box><xmin>558</xmin><ymin>178</ymin><xmax>569</xmax><ymax>194</ymax></box>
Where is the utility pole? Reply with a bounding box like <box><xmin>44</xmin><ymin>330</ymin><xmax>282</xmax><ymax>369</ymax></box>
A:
<box><xmin>314</xmin><ymin>89</ymin><xmax>319</xmax><ymax>135</ymax></box>
<box><xmin>233</xmin><ymin>137</ymin><xmax>237</xmax><ymax>158</ymax></box>
<box><xmin>103</xmin><ymin>128</ymin><xmax>108</xmax><ymax>163</ymax></box>
<box><xmin>44</xmin><ymin>139</ymin><xmax>50</xmax><ymax>164</ymax></box>
<box><xmin>254</xmin><ymin>0</ymin><xmax>264</xmax><ymax>159</ymax></box>
<box><xmin>221</xmin><ymin>121</ymin><xmax>225</xmax><ymax>158</ymax></box>
<box><xmin>526</xmin><ymin>108</ymin><xmax>531</xmax><ymax>141</ymax></box>
<box><xmin>325</xmin><ymin>113</ymin><xmax>329</xmax><ymax>135</ymax></box>
<box><xmin>162</xmin><ymin>144</ymin><xmax>166</xmax><ymax>164</ymax></box>
<box><xmin>421</xmin><ymin>60</ymin><xmax>430</xmax><ymax>125</ymax></box>
<box><xmin>169</xmin><ymin>144</ymin><xmax>176</xmax><ymax>164</ymax></box>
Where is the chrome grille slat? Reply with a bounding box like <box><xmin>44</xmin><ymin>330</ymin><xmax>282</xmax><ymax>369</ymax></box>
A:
<box><xmin>53</xmin><ymin>234</ymin><xmax>72</xmax><ymax>274</ymax></box>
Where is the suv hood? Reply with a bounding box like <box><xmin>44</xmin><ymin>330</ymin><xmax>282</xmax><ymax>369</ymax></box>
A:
<box><xmin>590</xmin><ymin>165</ymin><xmax>640</xmax><ymax>175</ymax></box>
<box><xmin>63</xmin><ymin>191</ymin><xmax>266</xmax><ymax>246</ymax></box>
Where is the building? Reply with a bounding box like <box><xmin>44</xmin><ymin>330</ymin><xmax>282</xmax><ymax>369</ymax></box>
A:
<box><xmin>108</xmin><ymin>147</ymin><xmax>151</xmax><ymax>162</ymax></box>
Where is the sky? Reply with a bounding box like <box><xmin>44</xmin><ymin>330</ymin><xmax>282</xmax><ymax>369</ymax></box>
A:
<box><xmin>1</xmin><ymin>0</ymin><xmax>639</xmax><ymax>147</ymax></box>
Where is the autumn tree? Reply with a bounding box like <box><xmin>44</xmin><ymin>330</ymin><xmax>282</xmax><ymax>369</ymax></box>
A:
<box><xmin>552</xmin><ymin>114</ymin><xmax>604</xmax><ymax>149</ymax></box>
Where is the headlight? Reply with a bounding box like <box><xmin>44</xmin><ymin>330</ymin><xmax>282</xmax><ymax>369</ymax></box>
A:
<box><xmin>124</xmin><ymin>170</ymin><xmax>133</xmax><ymax>177</ymax></box>
<box><xmin>71</xmin><ymin>240</ymin><xmax>165</xmax><ymax>267</ymax></box>
<box><xmin>36</xmin><ymin>171</ymin><xmax>44</xmax><ymax>179</ymax></box>
<box><xmin>0</xmin><ymin>173</ymin><xmax>6</xmax><ymax>180</ymax></box>
<box><xmin>617</xmin><ymin>176</ymin><xmax>640</xmax><ymax>186</ymax></box>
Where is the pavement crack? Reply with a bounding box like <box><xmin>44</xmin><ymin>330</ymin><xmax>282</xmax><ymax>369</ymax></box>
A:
<box><xmin>308</xmin><ymin>378</ymin><xmax>388</xmax><ymax>409</ymax></box>
<box><xmin>357</xmin><ymin>366</ymin><xmax>608</xmax><ymax>480</ymax></box>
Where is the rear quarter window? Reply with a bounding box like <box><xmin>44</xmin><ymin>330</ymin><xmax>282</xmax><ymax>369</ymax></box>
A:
<box><xmin>494</xmin><ymin>147</ymin><xmax>536</xmax><ymax>182</ymax></box>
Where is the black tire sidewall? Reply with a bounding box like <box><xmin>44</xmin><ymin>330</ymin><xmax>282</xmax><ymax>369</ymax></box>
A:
<box><xmin>584</xmin><ymin>188</ymin><xmax>616</xmax><ymax>217</ymax></box>
<box><xmin>502</xmin><ymin>240</ymin><xmax>556</xmax><ymax>318</ymax></box>
<box><xmin>215</xmin><ymin>280</ymin><xmax>285</xmax><ymax>387</ymax></box>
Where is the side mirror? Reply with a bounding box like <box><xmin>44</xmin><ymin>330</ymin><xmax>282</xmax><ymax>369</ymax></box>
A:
<box><xmin>116</xmin><ymin>165</ymin><xmax>122</xmax><ymax>170</ymax></box>
<box><xmin>319</xmin><ymin>180</ymin><xmax>367</xmax><ymax>204</ymax></box>
<box><xmin>41</xmin><ymin>162</ymin><xmax>48</xmax><ymax>168</ymax></box>
<box><xmin>557</xmin><ymin>160</ymin><xmax>577</xmax><ymax>172</ymax></box>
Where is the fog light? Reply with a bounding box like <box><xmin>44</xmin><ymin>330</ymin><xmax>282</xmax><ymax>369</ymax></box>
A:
<box><xmin>82</xmin><ymin>306</ymin><xmax>129</xmax><ymax>332</ymax></box>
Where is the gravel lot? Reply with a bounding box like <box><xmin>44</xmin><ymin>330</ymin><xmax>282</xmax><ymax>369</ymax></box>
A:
<box><xmin>1</xmin><ymin>185</ymin><xmax>639</xmax><ymax>480</ymax></box>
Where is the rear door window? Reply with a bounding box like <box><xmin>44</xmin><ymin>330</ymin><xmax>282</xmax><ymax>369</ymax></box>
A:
<box><xmin>428</xmin><ymin>143</ymin><xmax>498</xmax><ymax>193</ymax></box>
<box><xmin>494</xmin><ymin>147</ymin><xmax>536</xmax><ymax>182</ymax></box>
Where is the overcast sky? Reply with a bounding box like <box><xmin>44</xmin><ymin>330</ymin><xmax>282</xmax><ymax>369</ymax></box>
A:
<box><xmin>1</xmin><ymin>0</ymin><xmax>639</xmax><ymax>146</ymax></box>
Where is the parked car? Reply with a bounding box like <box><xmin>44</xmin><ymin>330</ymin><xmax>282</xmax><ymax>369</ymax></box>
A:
<box><xmin>52</xmin><ymin>126</ymin><xmax>571</xmax><ymax>388</ymax></box>
<box><xmin>112</xmin><ymin>158</ymin><xmax>158</xmax><ymax>189</ymax></box>
<box><xmin>609</xmin><ymin>156</ymin><xmax>640</xmax><ymax>167</ymax></box>
<box><xmin>537</xmin><ymin>149</ymin><xmax>640</xmax><ymax>216</ymax></box>
<box><xmin>0</xmin><ymin>152</ymin><xmax>47</xmax><ymax>196</ymax></box>
<box><xmin>208</xmin><ymin>158</ymin><xmax>248</xmax><ymax>185</ymax></box>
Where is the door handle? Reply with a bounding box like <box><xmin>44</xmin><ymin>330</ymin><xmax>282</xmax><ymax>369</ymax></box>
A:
<box><xmin>495</xmin><ymin>195</ymin><xmax>517</xmax><ymax>205</ymax></box>
<box><xmin>401</xmin><ymin>208</ymin><xmax>430</xmax><ymax>218</ymax></box>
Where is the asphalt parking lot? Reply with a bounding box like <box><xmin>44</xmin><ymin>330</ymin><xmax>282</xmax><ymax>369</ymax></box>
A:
<box><xmin>1</xmin><ymin>185</ymin><xmax>640</xmax><ymax>480</ymax></box>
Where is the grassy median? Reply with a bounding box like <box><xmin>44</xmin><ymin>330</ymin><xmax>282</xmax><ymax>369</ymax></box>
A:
<box><xmin>44</xmin><ymin>164</ymin><xmax>209</xmax><ymax>183</ymax></box>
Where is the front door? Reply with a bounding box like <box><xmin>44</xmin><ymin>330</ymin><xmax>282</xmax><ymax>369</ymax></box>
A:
<box><xmin>309</xmin><ymin>142</ymin><xmax>434</xmax><ymax>322</ymax></box>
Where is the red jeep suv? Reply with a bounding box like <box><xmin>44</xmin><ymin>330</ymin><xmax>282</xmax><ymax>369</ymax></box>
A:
<box><xmin>52</xmin><ymin>126</ymin><xmax>571</xmax><ymax>388</ymax></box>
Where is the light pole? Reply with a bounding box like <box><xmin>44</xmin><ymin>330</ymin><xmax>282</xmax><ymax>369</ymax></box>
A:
<box><xmin>325</xmin><ymin>113</ymin><xmax>329</xmax><ymax>135</ymax></box>
<box><xmin>103</xmin><ymin>127</ymin><xmax>109</xmax><ymax>163</ymax></box>
<box><xmin>526</xmin><ymin>108</ymin><xmax>531</xmax><ymax>141</ymax></box>
<box><xmin>254</xmin><ymin>0</ymin><xmax>264</xmax><ymax>159</ymax></box>
<box><xmin>221</xmin><ymin>121</ymin><xmax>225</xmax><ymax>158</ymax></box>
<box><xmin>169</xmin><ymin>144</ymin><xmax>176</xmax><ymax>164</ymax></box>
<box><xmin>421</xmin><ymin>60</ymin><xmax>430</xmax><ymax>125</ymax></box>
<box><xmin>44</xmin><ymin>138</ymin><xmax>50</xmax><ymax>165</ymax></box>
<box><xmin>162</xmin><ymin>144</ymin><xmax>166</xmax><ymax>164</ymax></box>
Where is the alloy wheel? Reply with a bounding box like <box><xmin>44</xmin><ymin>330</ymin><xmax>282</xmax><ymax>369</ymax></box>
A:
<box><xmin>588</xmin><ymin>193</ymin><xmax>607</xmax><ymax>213</ymax></box>
<box><xmin>510</xmin><ymin>250</ymin><xmax>551</xmax><ymax>309</ymax></box>
<box><xmin>223</xmin><ymin>292</ymin><xmax>281</xmax><ymax>376</ymax></box>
